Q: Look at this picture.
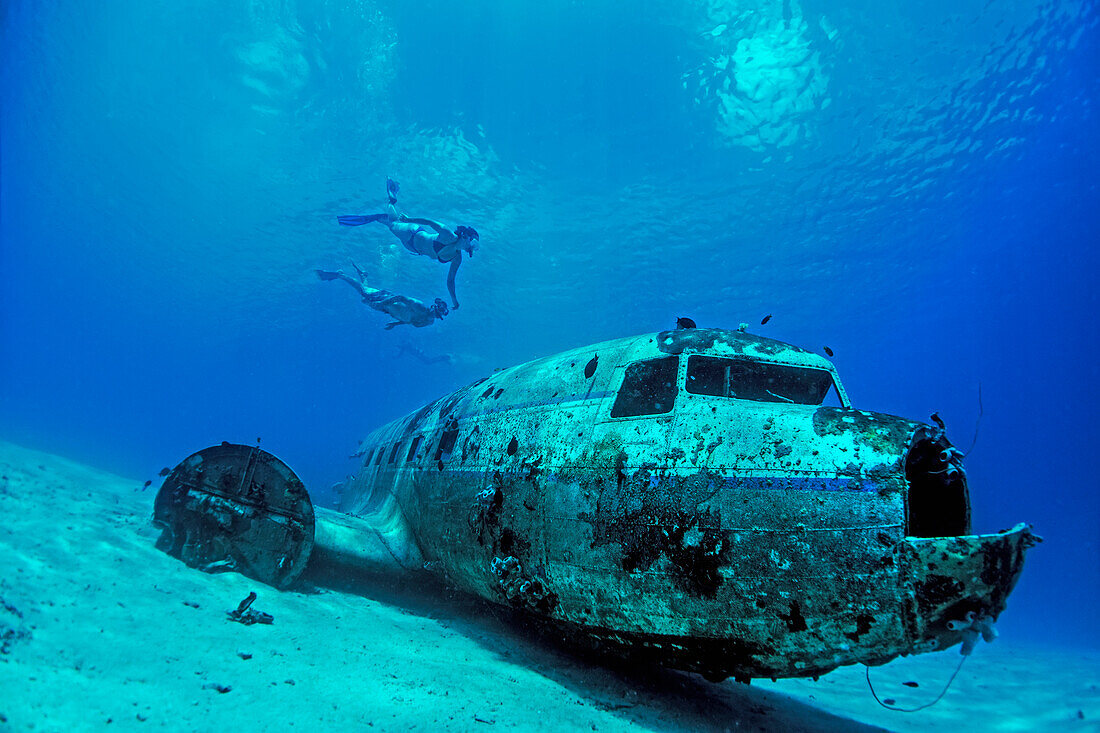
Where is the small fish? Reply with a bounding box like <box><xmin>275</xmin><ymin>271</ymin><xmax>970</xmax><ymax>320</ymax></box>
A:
<box><xmin>142</xmin><ymin>480</ymin><xmax>152</xmax><ymax>490</ymax></box>
<box><xmin>823</xmin><ymin>346</ymin><xmax>834</xmax><ymax>357</ymax></box>
<box><xmin>902</xmin><ymin>681</ymin><xmax>919</xmax><ymax>688</ymax></box>
<box><xmin>584</xmin><ymin>354</ymin><xmax>598</xmax><ymax>379</ymax></box>
<box><xmin>761</xmin><ymin>314</ymin><xmax>772</xmax><ymax>325</ymax></box>
<box><xmin>158</xmin><ymin>467</ymin><xmax>171</xmax><ymax>477</ymax></box>
<box><xmin>676</xmin><ymin>317</ymin><xmax>697</xmax><ymax>330</ymax></box>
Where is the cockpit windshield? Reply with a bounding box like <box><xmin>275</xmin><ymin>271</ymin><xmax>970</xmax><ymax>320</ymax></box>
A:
<box><xmin>610</xmin><ymin>356</ymin><xmax>678</xmax><ymax>418</ymax></box>
<box><xmin>685</xmin><ymin>355</ymin><xmax>834</xmax><ymax>406</ymax></box>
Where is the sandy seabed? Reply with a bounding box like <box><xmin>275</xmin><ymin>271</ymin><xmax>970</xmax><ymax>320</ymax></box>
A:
<box><xmin>0</xmin><ymin>440</ymin><xmax>1096</xmax><ymax>733</ymax></box>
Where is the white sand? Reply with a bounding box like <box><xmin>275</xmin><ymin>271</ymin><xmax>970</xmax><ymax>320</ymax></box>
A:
<box><xmin>0</xmin><ymin>439</ymin><xmax>1095</xmax><ymax>732</ymax></box>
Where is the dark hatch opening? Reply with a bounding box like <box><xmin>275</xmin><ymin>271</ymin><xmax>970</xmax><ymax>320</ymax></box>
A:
<box><xmin>905</xmin><ymin>427</ymin><xmax>971</xmax><ymax>537</ymax></box>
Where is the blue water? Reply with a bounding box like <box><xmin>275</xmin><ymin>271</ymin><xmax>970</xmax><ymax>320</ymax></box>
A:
<box><xmin>2</xmin><ymin>0</ymin><xmax>1097</xmax><ymax>661</ymax></box>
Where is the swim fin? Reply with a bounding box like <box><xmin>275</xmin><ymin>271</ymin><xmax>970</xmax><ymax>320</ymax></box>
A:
<box><xmin>315</xmin><ymin>269</ymin><xmax>341</xmax><ymax>281</ymax></box>
<box><xmin>337</xmin><ymin>214</ymin><xmax>387</xmax><ymax>226</ymax></box>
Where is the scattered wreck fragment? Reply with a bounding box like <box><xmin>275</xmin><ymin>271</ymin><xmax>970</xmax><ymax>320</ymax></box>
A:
<box><xmin>154</xmin><ymin>327</ymin><xmax>1038</xmax><ymax>682</ymax></box>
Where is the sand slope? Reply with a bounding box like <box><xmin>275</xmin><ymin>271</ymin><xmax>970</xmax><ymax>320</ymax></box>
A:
<box><xmin>0</xmin><ymin>440</ymin><xmax>1095</xmax><ymax>732</ymax></box>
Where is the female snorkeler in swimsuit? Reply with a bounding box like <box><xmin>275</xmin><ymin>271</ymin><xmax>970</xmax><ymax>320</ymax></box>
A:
<box><xmin>337</xmin><ymin>178</ymin><xmax>478</xmax><ymax>310</ymax></box>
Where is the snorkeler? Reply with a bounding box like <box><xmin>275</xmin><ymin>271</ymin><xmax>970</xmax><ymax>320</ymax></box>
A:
<box><xmin>316</xmin><ymin>263</ymin><xmax>448</xmax><ymax>330</ymax></box>
<box><xmin>337</xmin><ymin>178</ymin><xmax>478</xmax><ymax>310</ymax></box>
<box><xmin>396</xmin><ymin>341</ymin><xmax>453</xmax><ymax>365</ymax></box>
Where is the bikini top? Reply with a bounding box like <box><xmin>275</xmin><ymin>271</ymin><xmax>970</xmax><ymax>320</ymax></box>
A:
<box><xmin>432</xmin><ymin>238</ymin><xmax>460</xmax><ymax>263</ymax></box>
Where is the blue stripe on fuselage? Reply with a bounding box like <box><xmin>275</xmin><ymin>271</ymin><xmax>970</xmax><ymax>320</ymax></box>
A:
<box><xmin>409</xmin><ymin>465</ymin><xmax>879</xmax><ymax>493</ymax></box>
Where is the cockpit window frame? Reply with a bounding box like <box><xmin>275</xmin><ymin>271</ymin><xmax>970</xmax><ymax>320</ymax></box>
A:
<box><xmin>684</xmin><ymin>354</ymin><xmax>840</xmax><ymax>406</ymax></box>
<box><xmin>608</xmin><ymin>356</ymin><xmax>680</xmax><ymax>419</ymax></box>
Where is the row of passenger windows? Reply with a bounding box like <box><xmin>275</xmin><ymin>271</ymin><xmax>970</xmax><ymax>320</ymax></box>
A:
<box><xmin>362</xmin><ymin>416</ymin><xmax>461</xmax><ymax>470</ymax></box>
<box><xmin>363</xmin><ymin>434</ymin><xmax>424</xmax><ymax>469</ymax></box>
<box><xmin>610</xmin><ymin>355</ymin><xmax>834</xmax><ymax>417</ymax></box>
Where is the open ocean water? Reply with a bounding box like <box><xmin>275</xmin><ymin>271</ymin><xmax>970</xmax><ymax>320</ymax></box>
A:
<box><xmin>2</xmin><ymin>0</ymin><xmax>1098</xmax><ymax>726</ymax></box>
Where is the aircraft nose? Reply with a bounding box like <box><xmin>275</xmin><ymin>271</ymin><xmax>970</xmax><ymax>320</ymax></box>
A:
<box><xmin>898</xmin><ymin>523</ymin><xmax>1041</xmax><ymax>652</ymax></box>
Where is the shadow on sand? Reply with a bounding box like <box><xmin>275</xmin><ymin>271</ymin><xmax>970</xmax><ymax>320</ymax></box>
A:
<box><xmin>300</xmin><ymin>557</ymin><xmax>888</xmax><ymax>733</ymax></box>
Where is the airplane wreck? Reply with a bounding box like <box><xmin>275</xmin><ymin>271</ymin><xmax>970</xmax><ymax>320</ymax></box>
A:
<box><xmin>153</xmin><ymin>327</ymin><xmax>1038</xmax><ymax>682</ymax></box>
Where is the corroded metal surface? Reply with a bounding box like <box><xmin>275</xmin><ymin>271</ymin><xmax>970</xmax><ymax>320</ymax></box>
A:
<box><xmin>338</xmin><ymin>328</ymin><xmax>1036</xmax><ymax>680</ymax></box>
<box><xmin>154</xmin><ymin>444</ymin><xmax>314</xmax><ymax>589</ymax></box>
<box><xmin>898</xmin><ymin>524</ymin><xmax>1039</xmax><ymax>652</ymax></box>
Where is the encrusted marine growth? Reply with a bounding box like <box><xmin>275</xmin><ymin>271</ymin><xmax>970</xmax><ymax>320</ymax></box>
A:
<box><xmin>581</xmin><ymin>461</ymin><xmax>732</xmax><ymax>599</ymax></box>
<box><xmin>331</xmin><ymin>329</ymin><xmax>1036</xmax><ymax>680</ymax></box>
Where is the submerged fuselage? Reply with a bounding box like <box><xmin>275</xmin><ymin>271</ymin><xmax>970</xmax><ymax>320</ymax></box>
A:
<box><xmin>337</xmin><ymin>328</ymin><xmax>1035</xmax><ymax>680</ymax></box>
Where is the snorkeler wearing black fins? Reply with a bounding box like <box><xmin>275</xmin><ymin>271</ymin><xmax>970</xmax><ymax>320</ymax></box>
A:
<box><xmin>316</xmin><ymin>263</ymin><xmax>448</xmax><ymax>330</ymax></box>
<box><xmin>337</xmin><ymin>178</ymin><xmax>478</xmax><ymax>310</ymax></box>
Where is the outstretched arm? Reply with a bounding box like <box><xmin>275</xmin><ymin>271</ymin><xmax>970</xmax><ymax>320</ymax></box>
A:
<box><xmin>384</xmin><ymin>320</ymin><xmax>411</xmax><ymax>330</ymax></box>
<box><xmin>447</xmin><ymin>256</ymin><xmax>461</xmax><ymax>308</ymax></box>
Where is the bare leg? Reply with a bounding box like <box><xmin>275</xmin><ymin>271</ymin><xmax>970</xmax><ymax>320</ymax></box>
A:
<box><xmin>337</xmin><ymin>179</ymin><xmax>402</xmax><ymax>227</ymax></box>
<box><xmin>316</xmin><ymin>269</ymin><xmax>387</xmax><ymax>305</ymax></box>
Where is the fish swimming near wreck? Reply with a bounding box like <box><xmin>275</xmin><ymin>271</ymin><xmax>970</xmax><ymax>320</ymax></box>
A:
<box><xmin>584</xmin><ymin>354</ymin><xmax>598</xmax><ymax>379</ymax></box>
<box><xmin>153</xmin><ymin>327</ymin><xmax>1038</xmax><ymax>682</ymax></box>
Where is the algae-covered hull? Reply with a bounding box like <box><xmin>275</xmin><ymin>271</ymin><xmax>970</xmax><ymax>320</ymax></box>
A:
<box><xmin>358</xmin><ymin>438</ymin><xmax>1037</xmax><ymax>680</ymax></box>
<box><xmin>155</xmin><ymin>328</ymin><xmax>1039</xmax><ymax>681</ymax></box>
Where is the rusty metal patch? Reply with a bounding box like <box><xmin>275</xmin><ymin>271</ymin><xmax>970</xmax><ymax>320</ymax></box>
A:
<box><xmin>812</xmin><ymin>407</ymin><xmax>918</xmax><ymax>454</ymax></box>
<box><xmin>580</xmin><ymin>461</ymin><xmax>731</xmax><ymax>599</ymax></box>
<box><xmin>656</xmin><ymin>327</ymin><xmax>810</xmax><ymax>357</ymax></box>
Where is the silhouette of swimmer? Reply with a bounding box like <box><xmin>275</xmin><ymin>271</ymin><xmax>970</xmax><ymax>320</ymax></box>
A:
<box><xmin>337</xmin><ymin>178</ymin><xmax>478</xmax><ymax>310</ymax></box>
<box><xmin>316</xmin><ymin>264</ymin><xmax>448</xmax><ymax>330</ymax></box>
<box><xmin>396</xmin><ymin>341</ymin><xmax>453</xmax><ymax>365</ymax></box>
